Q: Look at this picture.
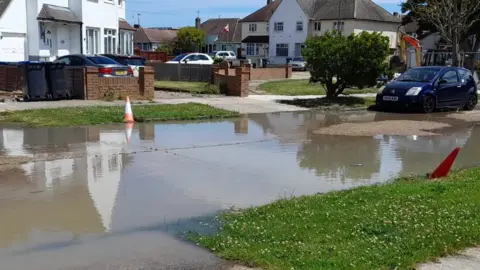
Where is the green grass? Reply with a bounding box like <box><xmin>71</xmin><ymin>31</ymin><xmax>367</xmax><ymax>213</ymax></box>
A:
<box><xmin>0</xmin><ymin>103</ymin><xmax>239</xmax><ymax>127</ymax></box>
<box><xmin>191</xmin><ymin>168</ymin><xmax>480</xmax><ymax>270</ymax></box>
<box><xmin>280</xmin><ymin>96</ymin><xmax>376</xmax><ymax>109</ymax></box>
<box><xmin>154</xmin><ymin>81</ymin><xmax>220</xmax><ymax>94</ymax></box>
<box><xmin>259</xmin><ymin>79</ymin><xmax>379</xmax><ymax>96</ymax></box>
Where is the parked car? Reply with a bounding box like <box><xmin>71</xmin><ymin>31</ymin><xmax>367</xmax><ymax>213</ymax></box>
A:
<box><xmin>101</xmin><ymin>54</ymin><xmax>145</xmax><ymax>77</ymax></box>
<box><xmin>290</xmin><ymin>57</ymin><xmax>307</xmax><ymax>71</ymax></box>
<box><xmin>166</xmin><ymin>53</ymin><xmax>214</xmax><ymax>65</ymax></box>
<box><xmin>376</xmin><ymin>66</ymin><xmax>478</xmax><ymax>113</ymax></box>
<box><xmin>53</xmin><ymin>54</ymin><xmax>133</xmax><ymax>77</ymax></box>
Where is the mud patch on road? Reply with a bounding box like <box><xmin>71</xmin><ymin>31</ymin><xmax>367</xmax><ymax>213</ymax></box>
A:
<box><xmin>313</xmin><ymin>120</ymin><xmax>451</xmax><ymax>136</ymax></box>
<box><xmin>0</xmin><ymin>156</ymin><xmax>35</xmax><ymax>171</ymax></box>
<box><xmin>445</xmin><ymin>111</ymin><xmax>480</xmax><ymax>123</ymax></box>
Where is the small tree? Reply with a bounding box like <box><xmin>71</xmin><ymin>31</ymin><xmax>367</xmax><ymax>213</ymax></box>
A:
<box><xmin>176</xmin><ymin>27</ymin><xmax>205</xmax><ymax>53</ymax></box>
<box><xmin>156</xmin><ymin>44</ymin><xmax>173</xmax><ymax>55</ymax></box>
<box><xmin>303</xmin><ymin>31</ymin><xmax>389</xmax><ymax>98</ymax></box>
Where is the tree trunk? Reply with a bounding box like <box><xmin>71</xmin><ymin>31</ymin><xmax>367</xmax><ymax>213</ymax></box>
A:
<box><xmin>452</xmin><ymin>32</ymin><xmax>459</xmax><ymax>66</ymax></box>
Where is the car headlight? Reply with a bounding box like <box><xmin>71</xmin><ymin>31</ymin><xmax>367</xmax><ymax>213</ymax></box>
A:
<box><xmin>378</xmin><ymin>86</ymin><xmax>385</xmax><ymax>93</ymax></box>
<box><xmin>405</xmin><ymin>87</ymin><xmax>423</xmax><ymax>96</ymax></box>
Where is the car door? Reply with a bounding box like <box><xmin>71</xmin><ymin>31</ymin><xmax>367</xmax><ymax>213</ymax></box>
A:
<box><xmin>458</xmin><ymin>69</ymin><xmax>475</xmax><ymax>102</ymax></box>
<box><xmin>435</xmin><ymin>69</ymin><xmax>460</xmax><ymax>106</ymax></box>
<box><xmin>197</xmin><ymin>54</ymin><xmax>212</xmax><ymax>64</ymax></box>
<box><xmin>183</xmin><ymin>54</ymin><xmax>198</xmax><ymax>64</ymax></box>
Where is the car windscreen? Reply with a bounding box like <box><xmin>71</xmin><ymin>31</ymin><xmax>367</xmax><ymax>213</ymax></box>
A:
<box><xmin>293</xmin><ymin>57</ymin><xmax>304</xmax><ymax>61</ymax></box>
<box><xmin>172</xmin><ymin>53</ymin><xmax>187</xmax><ymax>61</ymax></box>
<box><xmin>87</xmin><ymin>56</ymin><xmax>119</xmax><ymax>65</ymax></box>
<box><xmin>396</xmin><ymin>68</ymin><xmax>441</xmax><ymax>82</ymax></box>
<box><xmin>118</xmin><ymin>58</ymin><xmax>145</xmax><ymax>66</ymax></box>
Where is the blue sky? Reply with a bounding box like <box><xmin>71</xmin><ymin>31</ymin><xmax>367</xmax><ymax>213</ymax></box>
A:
<box><xmin>126</xmin><ymin>0</ymin><xmax>404</xmax><ymax>28</ymax></box>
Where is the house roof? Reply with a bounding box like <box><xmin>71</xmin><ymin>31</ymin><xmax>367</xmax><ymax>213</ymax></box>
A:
<box><xmin>240</xmin><ymin>0</ymin><xmax>282</xmax><ymax>22</ymax></box>
<box><xmin>200</xmin><ymin>18</ymin><xmax>242</xmax><ymax>43</ymax></box>
<box><xmin>119</xmin><ymin>18</ymin><xmax>135</xmax><ymax>31</ymax></box>
<box><xmin>242</xmin><ymin>35</ymin><xmax>269</xmax><ymax>43</ymax></box>
<box><xmin>0</xmin><ymin>0</ymin><xmax>12</xmax><ymax>19</ymax></box>
<box><xmin>296</xmin><ymin>0</ymin><xmax>400</xmax><ymax>23</ymax></box>
<box><xmin>134</xmin><ymin>27</ymin><xmax>178</xmax><ymax>44</ymax></box>
<box><xmin>37</xmin><ymin>4</ymin><xmax>82</xmax><ymax>24</ymax></box>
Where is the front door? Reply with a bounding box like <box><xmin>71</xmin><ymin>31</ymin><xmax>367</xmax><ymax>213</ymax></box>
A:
<box><xmin>56</xmin><ymin>26</ymin><xmax>70</xmax><ymax>57</ymax></box>
<box><xmin>294</xmin><ymin>43</ymin><xmax>303</xmax><ymax>57</ymax></box>
<box><xmin>436</xmin><ymin>69</ymin><xmax>460</xmax><ymax>106</ymax></box>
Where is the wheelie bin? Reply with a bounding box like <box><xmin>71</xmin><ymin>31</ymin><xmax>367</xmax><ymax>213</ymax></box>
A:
<box><xmin>45</xmin><ymin>62</ymin><xmax>69</xmax><ymax>100</ymax></box>
<box><xmin>18</xmin><ymin>61</ymin><xmax>48</xmax><ymax>101</ymax></box>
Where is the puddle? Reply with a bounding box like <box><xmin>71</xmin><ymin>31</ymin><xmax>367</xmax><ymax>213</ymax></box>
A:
<box><xmin>0</xmin><ymin>111</ymin><xmax>479</xmax><ymax>269</ymax></box>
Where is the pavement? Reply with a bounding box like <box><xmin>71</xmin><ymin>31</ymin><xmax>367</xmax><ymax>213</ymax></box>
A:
<box><xmin>418</xmin><ymin>248</ymin><xmax>480</xmax><ymax>270</ymax></box>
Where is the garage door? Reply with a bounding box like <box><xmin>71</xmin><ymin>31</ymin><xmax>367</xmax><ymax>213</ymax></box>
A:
<box><xmin>0</xmin><ymin>35</ymin><xmax>25</xmax><ymax>62</ymax></box>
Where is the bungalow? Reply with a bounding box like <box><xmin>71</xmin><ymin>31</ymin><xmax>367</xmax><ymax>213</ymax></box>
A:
<box><xmin>134</xmin><ymin>27</ymin><xmax>178</xmax><ymax>51</ymax></box>
<box><xmin>197</xmin><ymin>17</ymin><xmax>242</xmax><ymax>55</ymax></box>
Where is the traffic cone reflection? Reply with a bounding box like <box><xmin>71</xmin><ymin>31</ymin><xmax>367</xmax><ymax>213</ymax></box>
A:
<box><xmin>124</xmin><ymin>96</ymin><xmax>135</xmax><ymax>123</ymax></box>
<box><xmin>125</xmin><ymin>122</ymin><xmax>134</xmax><ymax>143</ymax></box>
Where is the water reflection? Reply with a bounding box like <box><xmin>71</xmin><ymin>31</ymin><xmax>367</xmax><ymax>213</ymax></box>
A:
<box><xmin>0</xmin><ymin>111</ymin><xmax>479</xmax><ymax>265</ymax></box>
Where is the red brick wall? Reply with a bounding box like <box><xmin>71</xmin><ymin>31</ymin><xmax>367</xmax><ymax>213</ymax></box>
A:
<box><xmin>248</xmin><ymin>65</ymin><xmax>292</xmax><ymax>80</ymax></box>
<box><xmin>213</xmin><ymin>66</ymin><xmax>249</xmax><ymax>97</ymax></box>
<box><xmin>0</xmin><ymin>66</ymin><xmax>24</xmax><ymax>92</ymax></box>
<box><xmin>84</xmin><ymin>66</ymin><xmax>154</xmax><ymax>100</ymax></box>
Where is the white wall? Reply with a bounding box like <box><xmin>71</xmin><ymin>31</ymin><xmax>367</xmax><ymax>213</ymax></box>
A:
<box><xmin>352</xmin><ymin>20</ymin><xmax>399</xmax><ymax>49</ymax></box>
<box><xmin>0</xmin><ymin>0</ymin><xmax>27</xmax><ymax>34</ymax></box>
<box><xmin>241</xmin><ymin>21</ymin><xmax>268</xmax><ymax>40</ymax></box>
<box><xmin>0</xmin><ymin>0</ymin><xmax>27</xmax><ymax>61</ymax></box>
<box><xmin>82</xmin><ymin>0</ymin><xmax>119</xmax><ymax>54</ymax></box>
<box><xmin>268</xmin><ymin>0</ymin><xmax>308</xmax><ymax>64</ymax></box>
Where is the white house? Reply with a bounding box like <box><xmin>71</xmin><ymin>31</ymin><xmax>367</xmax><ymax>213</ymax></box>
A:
<box><xmin>0</xmin><ymin>0</ymin><xmax>135</xmax><ymax>62</ymax></box>
<box><xmin>239</xmin><ymin>0</ymin><xmax>281</xmax><ymax>66</ymax></box>
<box><xmin>268</xmin><ymin>0</ymin><xmax>401</xmax><ymax>64</ymax></box>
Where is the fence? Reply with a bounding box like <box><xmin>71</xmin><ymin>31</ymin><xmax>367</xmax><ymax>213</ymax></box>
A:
<box><xmin>134</xmin><ymin>48</ymin><xmax>168</xmax><ymax>62</ymax></box>
<box><xmin>147</xmin><ymin>62</ymin><xmax>212</xmax><ymax>82</ymax></box>
<box><xmin>0</xmin><ymin>65</ymin><xmax>24</xmax><ymax>91</ymax></box>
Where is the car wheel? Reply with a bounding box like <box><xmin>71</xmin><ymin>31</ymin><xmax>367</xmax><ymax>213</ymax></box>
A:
<box><xmin>463</xmin><ymin>94</ymin><xmax>477</xmax><ymax>111</ymax></box>
<box><xmin>422</xmin><ymin>95</ymin><xmax>436</xmax><ymax>113</ymax></box>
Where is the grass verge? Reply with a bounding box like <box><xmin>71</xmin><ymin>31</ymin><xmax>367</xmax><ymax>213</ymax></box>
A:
<box><xmin>191</xmin><ymin>168</ymin><xmax>480</xmax><ymax>269</ymax></box>
<box><xmin>259</xmin><ymin>79</ymin><xmax>379</xmax><ymax>96</ymax></box>
<box><xmin>154</xmin><ymin>81</ymin><xmax>220</xmax><ymax>94</ymax></box>
<box><xmin>0</xmin><ymin>103</ymin><xmax>239</xmax><ymax>127</ymax></box>
<box><xmin>280</xmin><ymin>96</ymin><xmax>376</xmax><ymax>109</ymax></box>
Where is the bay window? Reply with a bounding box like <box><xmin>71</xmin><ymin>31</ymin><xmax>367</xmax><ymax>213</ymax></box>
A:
<box><xmin>104</xmin><ymin>28</ymin><xmax>117</xmax><ymax>54</ymax></box>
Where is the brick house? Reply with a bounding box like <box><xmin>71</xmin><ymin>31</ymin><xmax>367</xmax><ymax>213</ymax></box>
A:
<box><xmin>133</xmin><ymin>27</ymin><xmax>178</xmax><ymax>51</ymax></box>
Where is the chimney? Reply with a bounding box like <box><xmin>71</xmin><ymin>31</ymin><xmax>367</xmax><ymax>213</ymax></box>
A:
<box><xmin>133</xmin><ymin>24</ymin><xmax>140</xmax><ymax>29</ymax></box>
<box><xmin>267</xmin><ymin>0</ymin><xmax>272</xmax><ymax>4</ymax></box>
<box><xmin>393</xmin><ymin>12</ymin><xmax>399</xmax><ymax>18</ymax></box>
<box><xmin>195</xmin><ymin>17</ymin><xmax>201</xmax><ymax>29</ymax></box>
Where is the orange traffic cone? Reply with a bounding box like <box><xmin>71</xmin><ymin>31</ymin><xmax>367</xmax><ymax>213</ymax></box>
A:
<box><xmin>429</xmin><ymin>147</ymin><xmax>461</xmax><ymax>179</ymax></box>
<box><xmin>124</xmin><ymin>96</ymin><xmax>135</xmax><ymax>123</ymax></box>
<box><xmin>125</xmin><ymin>122</ymin><xmax>134</xmax><ymax>143</ymax></box>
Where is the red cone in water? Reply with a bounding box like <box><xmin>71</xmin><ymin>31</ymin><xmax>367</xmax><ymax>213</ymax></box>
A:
<box><xmin>429</xmin><ymin>147</ymin><xmax>461</xmax><ymax>179</ymax></box>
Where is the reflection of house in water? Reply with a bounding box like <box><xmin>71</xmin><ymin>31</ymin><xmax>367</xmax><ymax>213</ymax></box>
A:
<box><xmin>0</xmin><ymin>126</ymin><xmax>135</xmax><ymax>248</ymax></box>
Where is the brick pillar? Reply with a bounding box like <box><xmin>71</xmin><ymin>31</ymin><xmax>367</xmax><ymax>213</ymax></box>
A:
<box><xmin>139</xmin><ymin>66</ymin><xmax>155</xmax><ymax>99</ymax></box>
<box><xmin>211</xmin><ymin>64</ymin><xmax>220</xmax><ymax>84</ymax></box>
<box><xmin>285</xmin><ymin>64</ymin><xmax>292</xmax><ymax>78</ymax></box>
<box><xmin>85</xmin><ymin>67</ymin><xmax>99</xmax><ymax>100</ymax></box>
<box><xmin>231</xmin><ymin>67</ymin><xmax>249</xmax><ymax>97</ymax></box>
<box><xmin>244</xmin><ymin>63</ymin><xmax>252</xmax><ymax>80</ymax></box>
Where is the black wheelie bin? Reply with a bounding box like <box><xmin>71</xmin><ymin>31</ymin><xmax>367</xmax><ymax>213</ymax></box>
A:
<box><xmin>45</xmin><ymin>62</ymin><xmax>69</xmax><ymax>100</ymax></box>
<box><xmin>18</xmin><ymin>61</ymin><xmax>48</xmax><ymax>101</ymax></box>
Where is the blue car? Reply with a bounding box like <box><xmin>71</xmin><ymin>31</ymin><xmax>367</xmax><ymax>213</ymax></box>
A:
<box><xmin>376</xmin><ymin>66</ymin><xmax>478</xmax><ymax>113</ymax></box>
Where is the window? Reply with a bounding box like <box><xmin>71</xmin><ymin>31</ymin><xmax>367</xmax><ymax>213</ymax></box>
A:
<box><xmin>69</xmin><ymin>56</ymin><xmax>85</xmax><ymax>66</ymax></box>
<box><xmin>198</xmin><ymin>54</ymin><xmax>210</xmax><ymax>61</ymax></box>
<box><xmin>119</xmin><ymin>30</ymin><xmax>133</xmax><ymax>55</ymax></box>
<box><xmin>246</xmin><ymin>43</ymin><xmax>255</xmax><ymax>56</ymax></box>
<box><xmin>229</xmin><ymin>52</ymin><xmax>236</xmax><ymax>57</ymax></box>
<box><xmin>276</xmin><ymin>43</ymin><xmax>288</xmax><ymax>57</ymax></box>
<box><xmin>249</xmin><ymin>24</ymin><xmax>257</xmax><ymax>32</ymax></box>
<box><xmin>266</xmin><ymin>22</ymin><xmax>269</xmax><ymax>32</ymax></box>
<box><xmin>296</xmin><ymin>21</ymin><xmax>303</xmax><ymax>31</ymax></box>
<box><xmin>440</xmin><ymin>70</ymin><xmax>459</xmax><ymax>84</ymax></box>
<box><xmin>87</xmin><ymin>56</ymin><xmax>118</xmax><ymax>65</ymax></box>
<box><xmin>458</xmin><ymin>69</ymin><xmax>473</xmax><ymax>84</ymax></box>
<box><xmin>314</xmin><ymin>21</ymin><xmax>321</xmax><ymax>31</ymax></box>
<box><xmin>118</xmin><ymin>0</ymin><xmax>124</xmax><ymax>7</ymax></box>
<box><xmin>274</xmin><ymin>22</ymin><xmax>283</xmax><ymax>32</ymax></box>
<box><xmin>104</xmin><ymin>28</ymin><xmax>117</xmax><ymax>54</ymax></box>
<box><xmin>86</xmin><ymin>28</ymin><xmax>99</xmax><ymax>54</ymax></box>
<box><xmin>333</xmin><ymin>21</ymin><xmax>345</xmax><ymax>32</ymax></box>
<box><xmin>54</xmin><ymin>57</ymin><xmax>71</xmax><ymax>65</ymax></box>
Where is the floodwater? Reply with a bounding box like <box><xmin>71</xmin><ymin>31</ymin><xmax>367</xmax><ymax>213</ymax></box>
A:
<box><xmin>0</xmin><ymin>111</ymin><xmax>479</xmax><ymax>269</ymax></box>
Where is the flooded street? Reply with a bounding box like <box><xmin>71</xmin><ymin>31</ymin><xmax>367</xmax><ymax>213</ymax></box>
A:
<box><xmin>1</xmin><ymin>111</ymin><xmax>480</xmax><ymax>269</ymax></box>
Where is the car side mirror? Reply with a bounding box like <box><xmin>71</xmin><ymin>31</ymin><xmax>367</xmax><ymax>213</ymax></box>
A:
<box><xmin>438</xmin><ymin>79</ymin><xmax>448</xmax><ymax>85</ymax></box>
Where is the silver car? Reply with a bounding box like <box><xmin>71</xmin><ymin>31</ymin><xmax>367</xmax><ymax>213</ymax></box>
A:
<box><xmin>290</xmin><ymin>57</ymin><xmax>308</xmax><ymax>71</ymax></box>
<box><xmin>54</xmin><ymin>54</ymin><xmax>133</xmax><ymax>77</ymax></box>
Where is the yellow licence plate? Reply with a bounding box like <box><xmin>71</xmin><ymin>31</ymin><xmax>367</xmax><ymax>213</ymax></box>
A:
<box><xmin>116</xmin><ymin>71</ymin><xmax>127</xmax><ymax>75</ymax></box>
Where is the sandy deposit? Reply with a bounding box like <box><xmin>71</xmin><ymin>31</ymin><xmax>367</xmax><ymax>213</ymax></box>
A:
<box><xmin>314</xmin><ymin>120</ymin><xmax>451</xmax><ymax>136</ymax></box>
